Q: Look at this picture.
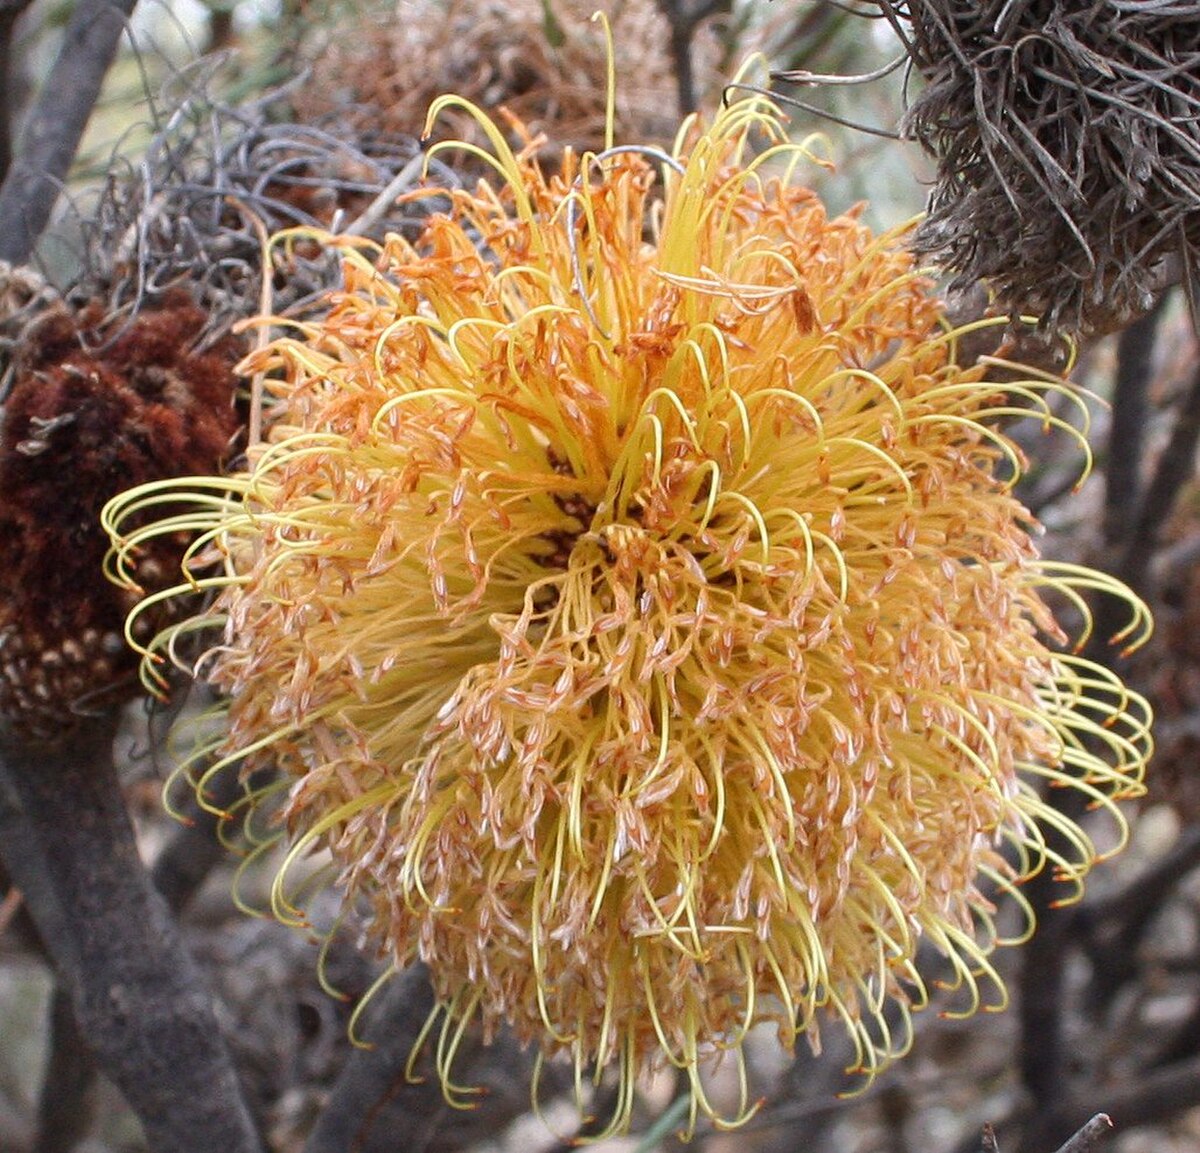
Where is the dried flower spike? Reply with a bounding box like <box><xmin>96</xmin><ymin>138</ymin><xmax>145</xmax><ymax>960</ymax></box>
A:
<box><xmin>0</xmin><ymin>293</ymin><xmax>241</xmax><ymax>737</ymax></box>
<box><xmin>896</xmin><ymin>0</ymin><xmax>1200</xmax><ymax>333</ymax></box>
<box><xmin>105</xmin><ymin>90</ymin><xmax>1152</xmax><ymax>1134</ymax></box>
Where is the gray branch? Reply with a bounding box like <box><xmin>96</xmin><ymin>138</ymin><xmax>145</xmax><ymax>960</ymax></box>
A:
<box><xmin>0</xmin><ymin>0</ymin><xmax>138</xmax><ymax>263</ymax></box>
<box><xmin>0</xmin><ymin>718</ymin><xmax>263</xmax><ymax>1153</ymax></box>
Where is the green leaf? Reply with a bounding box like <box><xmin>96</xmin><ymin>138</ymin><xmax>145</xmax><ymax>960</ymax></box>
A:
<box><xmin>633</xmin><ymin>1094</ymin><xmax>692</xmax><ymax>1153</ymax></box>
<box><xmin>540</xmin><ymin>0</ymin><xmax>566</xmax><ymax>49</ymax></box>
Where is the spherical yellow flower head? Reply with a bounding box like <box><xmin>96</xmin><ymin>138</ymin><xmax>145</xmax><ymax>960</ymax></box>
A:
<box><xmin>106</xmin><ymin>92</ymin><xmax>1151</xmax><ymax>1132</ymax></box>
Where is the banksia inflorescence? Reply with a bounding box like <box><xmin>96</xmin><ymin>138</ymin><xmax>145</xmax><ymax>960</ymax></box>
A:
<box><xmin>0</xmin><ymin>294</ymin><xmax>241</xmax><ymax>736</ymax></box>
<box><xmin>892</xmin><ymin>0</ymin><xmax>1200</xmax><ymax>334</ymax></box>
<box><xmin>106</xmin><ymin>90</ymin><xmax>1152</xmax><ymax>1132</ymax></box>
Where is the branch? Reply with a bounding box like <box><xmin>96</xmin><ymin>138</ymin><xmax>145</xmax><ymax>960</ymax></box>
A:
<box><xmin>653</xmin><ymin>0</ymin><xmax>731</xmax><ymax>115</ymax></box>
<box><xmin>1127</xmin><ymin>352</ymin><xmax>1200</xmax><ymax>569</ymax></box>
<box><xmin>0</xmin><ymin>0</ymin><xmax>37</xmax><ymax>183</ymax></box>
<box><xmin>304</xmin><ymin>964</ymin><xmax>559</xmax><ymax>1153</ymax></box>
<box><xmin>1104</xmin><ymin>301</ymin><xmax>1166</xmax><ymax>548</ymax></box>
<box><xmin>0</xmin><ymin>718</ymin><xmax>264</xmax><ymax>1153</ymax></box>
<box><xmin>1084</xmin><ymin>346</ymin><xmax>1200</xmax><ymax>662</ymax></box>
<box><xmin>33</xmin><ymin>985</ymin><xmax>95</xmax><ymax>1153</ymax></box>
<box><xmin>149</xmin><ymin>760</ymin><xmax>251</xmax><ymax>913</ymax></box>
<box><xmin>1076</xmin><ymin>825</ymin><xmax>1200</xmax><ymax>1008</ymax></box>
<box><xmin>1016</xmin><ymin>834</ymin><xmax>1084</xmax><ymax>1118</ymax></box>
<box><xmin>26</xmin><ymin>698</ymin><xmax>246</xmax><ymax>1152</ymax></box>
<box><xmin>0</xmin><ymin>0</ymin><xmax>139</xmax><ymax>264</ymax></box>
<box><xmin>0</xmin><ymin>869</ymin><xmax>101</xmax><ymax>1153</ymax></box>
<box><xmin>302</xmin><ymin>965</ymin><xmax>447</xmax><ymax>1153</ymax></box>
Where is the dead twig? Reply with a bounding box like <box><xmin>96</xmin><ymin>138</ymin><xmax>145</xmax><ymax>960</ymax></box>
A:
<box><xmin>1054</xmin><ymin>1115</ymin><xmax>1112</xmax><ymax>1153</ymax></box>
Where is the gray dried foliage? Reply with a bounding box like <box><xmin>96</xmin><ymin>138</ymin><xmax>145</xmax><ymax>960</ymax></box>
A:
<box><xmin>889</xmin><ymin>0</ymin><xmax>1200</xmax><ymax>334</ymax></box>
<box><xmin>72</xmin><ymin>66</ymin><xmax>458</xmax><ymax>345</ymax></box>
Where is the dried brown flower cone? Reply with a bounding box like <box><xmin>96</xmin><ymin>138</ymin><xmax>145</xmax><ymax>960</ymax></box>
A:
<box><xmin>0</xmin><ymin>292</ymin><xmax>242</xmax><ymax>736</ymax></box>
<box><xmin>897</xmin><ymin>0</ymin><xmax>1200</xmax><ymax>334</ymax></box>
